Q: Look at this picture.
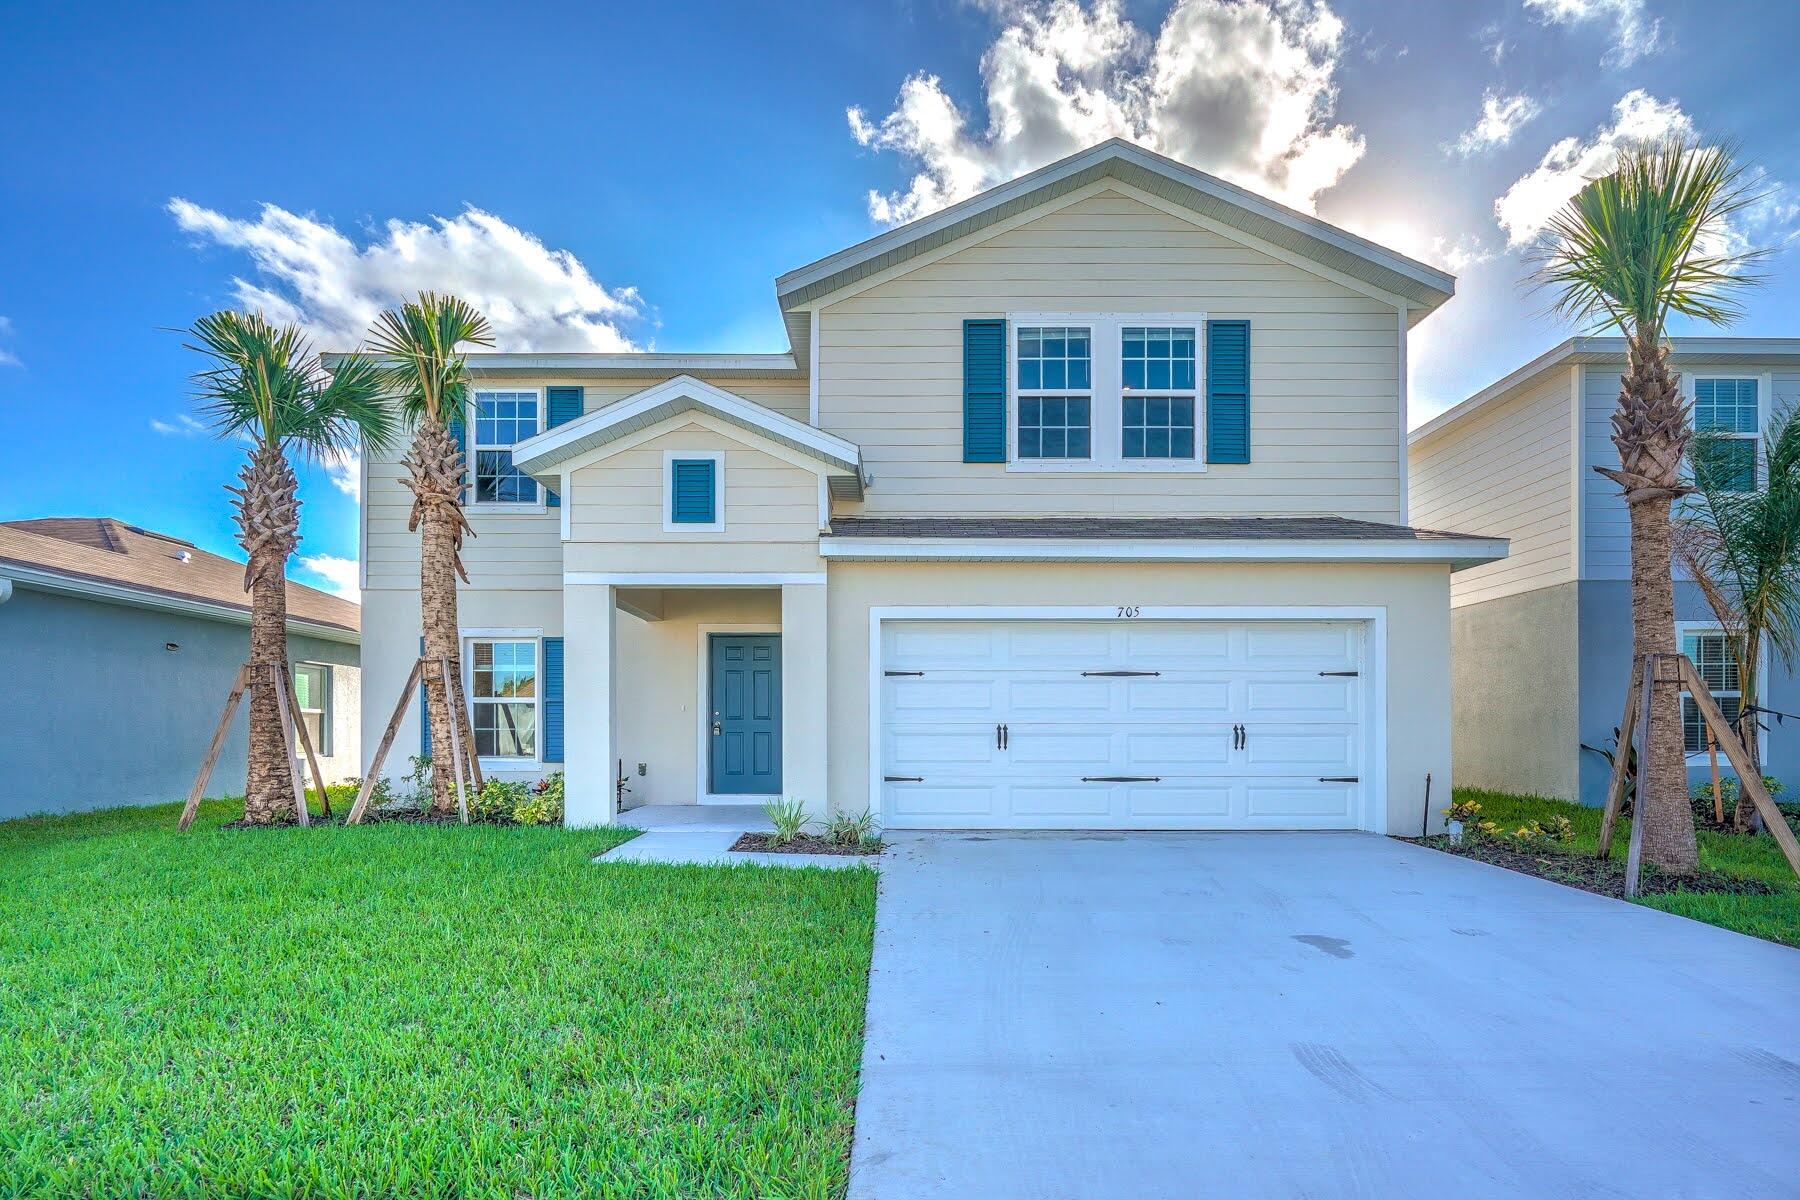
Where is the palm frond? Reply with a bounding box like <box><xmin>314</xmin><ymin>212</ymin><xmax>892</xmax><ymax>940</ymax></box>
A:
<box><xmin>365</xmin><ymin>292</ymin><xmax>494</xmax><ymax>430</ymax></box>
<box><xmin>1528</xmin><ymin>135</ymin><xmax>1768</xmax><ymax>344</ymax></box>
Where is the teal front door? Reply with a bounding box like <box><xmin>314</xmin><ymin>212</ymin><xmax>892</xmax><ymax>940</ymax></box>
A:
<box><xmin>709</xmin><ymin>634</ymin><xmax>782</xmax><ymax>795</ymax></box>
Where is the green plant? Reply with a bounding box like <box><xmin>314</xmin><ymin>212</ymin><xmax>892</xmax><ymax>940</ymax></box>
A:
<box><xmin>514</xmin><ymin>773</ymin><xmax>565</xmax><ymax>826</ymax></box>
<box><xmin>1500</xmin><ymin>815</ymin><xmax>1576</xmax><ymax>848</ymax></box>
<box><xmin>185</xmin><ymin>311</ymin><xmax>393</xmax><ymax>823</ymax></box>
<box><xmin>824</xmin><ymin>807</ymin><xmax>879</xmax><ymax>848</ymax></box>
<box><xmin>397</xmin><ymin>754</ymin><xmax>434</xmax><ymax>809</ymax></box>
<box><xmin>1444</xmin><ymin>797</ymin><xmax>1485</xmax><ymax>823</ymax></box>
<box><xmin>1691</xmin><ymin>774</ymin><xmax>1785</xmax><ymax>824</ymax></box>
<box><xmin>1529</xmin><ymin>135</ymin><xmax>1766</xmax><ymax>876</ymax></box>
<box><xmin>763</xmin><ymin>798</ymin><xmax>812</xmax><ymax>847</ymax></box>
<box><xmin>473</xmin><ymin>779</ymin><xmax>532</xmax><ymax>823</ymax></box>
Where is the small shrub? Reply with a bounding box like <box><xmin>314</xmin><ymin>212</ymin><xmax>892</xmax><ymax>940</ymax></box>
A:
<box><xmin>304</xmin><ymin>780</ymin><xmax>364</xmax><ymax>812</ymax></box>
<box><xmin>764</xmin><ymin>798</ymin><xmax>812</xmax><ymax>847</ymax></box>
<box><xmin>1500</xmin><ymin>815</ymin><xmax>1574</xmax><ymax>848</ymax></box>
<box><xmin>472</xmin><ymin>779</ymin><xmax>532</xmax><ymax>823</ymax></box>
<box><xmin>1444</xmin><ymin>797</ymin><xmax>1484</xmax><ymax>823</ymax></box>
<box><xmin>514</xmin><ymin>773</ymin><xmax>565</xmax><ymax>826</ymax></box>
<box><xmin>824</xmin><ymin>807</ymin><xmax>879</xmax><ymax>849</ymax></box>
<box><xmin>396</xmin><ymin>754</ymin><xmax>433</xmax><ymax>809</ymax></box>
<box><xmin>1690</xmin><ymin>774</ymin><xmax>1785</xmax><ymax>822</ymax></box>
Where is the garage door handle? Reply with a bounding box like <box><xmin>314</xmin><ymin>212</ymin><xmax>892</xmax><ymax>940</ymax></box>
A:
<box><xmin>1319</xmin><ymin>776</ymin><xmax>1359</xmax><ymax>783</ymax></box>
<box><xmin>1082</xmin><ymin>775</ymin><xmax>1160</xmax><ymax>783</ymax></box>
<box><xmin>884</xmin><ymin>775</ymin><xmax>923</xmax><ymax>783</ymax></box>
<box><xmin>1081</xmin><ymin>670</ymin><xmax>1160</xmax><ymax>677</ymax></box>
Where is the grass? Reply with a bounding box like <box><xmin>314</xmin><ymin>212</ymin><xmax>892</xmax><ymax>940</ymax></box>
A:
<box><xmin>0</xmin><ymin>798</ymin><xmax>877</xmax><ymax>1199</ymax></box>
<box><xmin>1452</xmin><ymin>788</ymin><xmax>1800</xmax><ymax>947</ymax></box>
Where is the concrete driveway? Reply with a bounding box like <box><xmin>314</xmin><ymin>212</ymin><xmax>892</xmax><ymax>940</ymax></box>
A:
<box><xmin>849</xmin><ymin>832</ymin><xmax>1800</xmax><ymax>1199</ymax></box>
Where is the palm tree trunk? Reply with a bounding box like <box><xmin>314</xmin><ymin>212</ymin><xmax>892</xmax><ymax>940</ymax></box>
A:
<box><xmin>235</xmin><ymin>446</ymin><xmax>300</xmax><ymax>824</ymax></box>
<box><xmin>1735</xmin><ymin>632</ymin><xmax>1764</xmax><ymax>832</ymax></box>
<box><xmin>1606</xmin><ymin>338</ymin><xmax>1702</xmax><ymax>874</ymax></box>
<box><xmin>406</xmin><ymin>415</ymin><xmax>472</xmax><ymax>814</ymax></box>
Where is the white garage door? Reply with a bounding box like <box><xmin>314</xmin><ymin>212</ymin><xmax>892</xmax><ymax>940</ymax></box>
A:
<box><xmin>879</xmin><ymin>619</ymin><xmax>1369</xmax><ymax>830</ymax></box>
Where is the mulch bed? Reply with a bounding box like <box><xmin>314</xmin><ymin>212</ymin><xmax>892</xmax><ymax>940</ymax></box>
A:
<box><xmin>1409</xmin><ymin>835</ymin><xmax>1775</xmax><ymax>899</ymax></box>
<box><xmin>730</xmin><ymin>832</ymin><xmax>883</xmax><ymax>857</ymax></box>
<box><xmin>221</xmin><ymin>807</ymin><xmax>471</xmax><ymax>830</ymax></box>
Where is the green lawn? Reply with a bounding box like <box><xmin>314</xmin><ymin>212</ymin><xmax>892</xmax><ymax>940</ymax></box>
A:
<box><xmin>0</xmin><ymin>799</ymin><xmax>877</xmax><ymax>1199</ymax></box>
<box><xmin>1454</xmin><ymin>789</ymin><xmax>1800</xmax><ymax>947</ymax></box>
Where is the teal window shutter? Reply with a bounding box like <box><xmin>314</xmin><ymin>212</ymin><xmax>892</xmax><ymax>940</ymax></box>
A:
<box><xmin>670</xmin><ymin>459</ymin><xmax>717</xmax><ymax>524</ymax></box>
<box><xmin>1206</xmin><ymin>320</ymin><xmax>1250</xmax><ymax>464</ymax></box>
<box><xmin>963</xmin><ymin>318</ymin><xmax>1008</xmax><ymax>463</ymax></box>
<box><xmin>542</xmin><ymin>637</ymin><xmax>565</xmax><ymax>763</ymax></box>
<box><xmin>418</xmin><ymin>635</ymin><xmax>430</xmax><ymax>757</ymax></box>
<box><xmin>544</xmin><ymin>387</ymin><xmax>583</xmax><ymax>509</ymax></box>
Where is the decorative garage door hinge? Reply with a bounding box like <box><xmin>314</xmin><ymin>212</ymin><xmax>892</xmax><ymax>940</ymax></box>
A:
<box><xmin>884</xmin><ymin>670</ymin><xmax>925</xmax><ymax>677</ymax></box>
<box><xmin>1081</xmin><ymin>775</ymin><xmax>1162</xmax><ymax>783</ymax></box>
<box><xmin>884</xmin><ymin>775</ymin><xmax>924</xmax><ymax>782</ymax></box>
<box><xmin>1081</xmin><ymin>669</ymin><xmax>1161</xmax><ymax>677</ymax></box>
<box><xmin>1318</xmin><ymin>670</ymin><xmax>1360</xmax><ymax>677</ymax></box>
<box><xmin>1318</xmin><ymin>776</ymin><xmax>1359</xmax><ymax>783</ymax></box>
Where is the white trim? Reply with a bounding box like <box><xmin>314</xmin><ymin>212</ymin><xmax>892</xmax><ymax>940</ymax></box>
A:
<box><xmin>462</xmin><ymin>630</ymin><xmax>544</xmax><ymax>771</ymax></box>
<box><xmin>695</xmin><ymin>623</ymin><xmax>783</xmax><ymax>804</ymax></box>
<box><xmin>662</xmin><ymin>450</ymin><xmax>727</xmax><ymax>533</ymax></box>
<box><xmin>466</xmin><ymin>386</ymin><xmax>548</xmax><ymax>513</ymax></box>
<box><xmin>865</xmin><ymin>605</ymin><xmax>1389</xmax><ymax>834</ymax></box>
<box><xmin>513</xmin><ymin>374</ymin><xmax>860</xmax><ymax>476</ymax></box>
<box><xmin>775</xmin><ymin>139</ymin><xmax>1454</xmax><ymax>309</ymax></box>
<box><xmin>807</xmin><ymin>308</ymin><xmax>820</xmax><ymax>424</ymax></box>
<box><xmin>559</xmin><ymin>471</ymin><xmax>571</xmax><ymax>542</ymax></box>
<box><xmin>0</xmin><ymin>562</ymin><xmax>359</xmax><ymax>644</ymax></box>
<box><xmin>1396</xmin><ymin>305</ymin><xmax>1409</xmax><ymax>521</ymax></box>
<box><xmin>464</xmin><ymin>352</ymin><xmax>801</xmax><ymax>376</ymax></box>
<box><xmin>358</xmin><ymin>442</ymin><xmax>370</xmax><ymax>592</ymax></box>
<box><xmin>1570</xmin><ymin>365</ymin><xmax>1586</xmax><ymax>580</ymax></box>
<box><xmin>565</xmin><ymin>571</ymin><xmax>823</xmax><ymax>587</ymax></box>
<box><xmin>819</xmin><ymin>536</ymin><xmax>1507</xmax><ymax>568</ymax></box>
<box><xmin>1005</xmin><ymin>313</ymin><xmax>1208</xmax><ymax>473</ymax></box>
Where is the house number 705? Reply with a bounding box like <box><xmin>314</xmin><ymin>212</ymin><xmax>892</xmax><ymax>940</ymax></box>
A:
<box><xmin>1116</xmin><ymin>606</ymin><xmax>1142</xmax><ymax>618</ymax></box>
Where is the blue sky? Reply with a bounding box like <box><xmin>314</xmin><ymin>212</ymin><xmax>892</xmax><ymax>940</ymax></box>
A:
<box><xmin>2</xmin><ymin>0</ymin><xmax>1796</xmax><ymax>595</ymax></box>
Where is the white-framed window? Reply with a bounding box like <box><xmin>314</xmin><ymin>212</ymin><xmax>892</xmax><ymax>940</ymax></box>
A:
<box><xmin>1679</xmin><ymin>624</ymin><xmax>1745</xmax><ymax>757</ymax></box>
<box><xmin>470</xmin><ymin>389</ymin><xmax>542</xmax><ymax>506</ymax></box>
<box><xmin>662</xmin><ymin>449</ymin><xmax>726</xmax><ymax>533</ymax></box>
<box><xmin>1008</xmin><ymin>313</ymin><xmax>1206</xmax><ymax>472</ymax></box>
<box><xmin>468</xmin><ymin>637</ymin><xmax>538</xmax><ymax>761</ymax></box>
<box><xmin>1690</xmin><ymin>375</ymin><xmax>1763</xmax><ymax>494</ymax></box>
<box><xmin>292</xmin><ymin>662</ymin><xmax>331</xmax><ymax>756</ymax></box>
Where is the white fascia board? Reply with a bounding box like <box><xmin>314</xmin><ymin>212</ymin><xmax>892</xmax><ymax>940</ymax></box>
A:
<box><xmin>818</xmin><ymin>536</ymin><xmax>1509</xmax><ymax>570</ymax></box>
<box><xmin>0</xmin><ymin>564</ymin><xmax>360</xmax><ymax>644</ymax></box>
<box><xmin>461</xmin><ymin>352</ymin><xmax>801</xmax><ymax>377</ymax></box>
<box><xmin>512</xmin><ymin>374</ymin><xmax>862</xmax><ymax>477</ymax></box>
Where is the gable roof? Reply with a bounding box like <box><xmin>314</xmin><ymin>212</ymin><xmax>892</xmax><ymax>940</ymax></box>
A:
<box><xmin>511</xmin><ymin>374</ymin><xmax>865</xmax><ymax>496</ymax></box>
<box><xmin>0</xmin><ymin>518</ymin><xmax>359</xmax><ymax>642</ymax></box>
<box><xmin>775</xmin><ymin>139</ymin><xmax>1457</xmax><ymax>358</ymax></box>
<box><xmin>1409</xmin><ymin>336</ymin><xmax>1800</xmax><ymax>446</ymax></box>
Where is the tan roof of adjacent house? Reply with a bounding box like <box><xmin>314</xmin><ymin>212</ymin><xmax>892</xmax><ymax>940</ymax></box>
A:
<box><xmin>0</xmin><ymin>517</ymin><xmax>358</xmax><ymax>639</ymax></box>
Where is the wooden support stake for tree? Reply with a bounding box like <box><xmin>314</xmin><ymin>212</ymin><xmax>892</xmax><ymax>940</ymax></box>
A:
<box><xmin>286</xmin><ymin>671</ymin><xmax>332</xmax><ymax>818</ymax></box>
<box><xmin>1707</xmin><ymin>724</ymin><xmax>1723</xmax><ymax>826</ymax></box>
<box><xmin>1596</xmin><ymin>653</ymin><xmax>1645</xmax><ymax>859</ymax></box>
<box><xmin>1623</xmin><ymin>654</ymin><xmax>1658</xmax><ymax>898</ymax></box>
<box><xmin>346</xmin><ymin>657</ymin><xmax>425</xmax><ymax>825</ymax></box>
<box><xmin>179</xmin><ymin>665</ymin><xmax>251</xmax><ymax>831</ymax></box>
<box><xmin>1677</xmin><ymin>655</ymin><xmax>1800</xmax><ymax>882</ymax></box>
<box><xmin>441</xmin><ymin>656</ymin><xmax>472</xmax><ymax>824</ymax></box>
<box><xmin>270</xmin><ymin>663</ymin><xmax>310</xmax><ymax>828</ymax></box>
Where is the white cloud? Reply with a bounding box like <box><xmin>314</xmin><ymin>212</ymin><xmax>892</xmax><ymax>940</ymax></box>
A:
<box><xmin>1494</xmin><ymin>89</ymin><xmax>1692</xmax><ymax>247</ymax></box>
<box><xmin>1478</xmin><ymin>22</ymin><xmax>1509</xmax><ymax>64</ymax></box>
<box><xmin>1448</xmin><ymin>89</ymin><xmax>1543</xmax><ymax>157</ymax></box>
<box><xmin>168</xmin><ymin>200</ymin><xmax>645</xmax><ymax>352</ymax></box>
<box><xmin>1524</xmin><ymin>0</ymin><xmax>1661</xmax><ymax>66</ymax></box>
<box><xmin>322</xmin><ymin>449</ymin><xmax>360</xmax><ymax>500</ymax></box>
<box><xmin>298</xmin><ymin>554</ymin><xmax>359</xmax><ymax>599</ymax></box>
<box><xmin>0</xmin><ymin>316</ymin><xmax>19</xmax><ymax>367</ymax></box>
<box><xmin>847</xmin><ymin>0</ymin><xmax>1364</xmax><ymax>225</ymax></box>
<box><xmin>150</xmin><ymin>413</ymin><xmax>207</xmax><ymax>437</ymax></box>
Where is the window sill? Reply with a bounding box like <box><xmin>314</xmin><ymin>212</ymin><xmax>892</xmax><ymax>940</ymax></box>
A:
<box><xmin>467</xmin><ymin>502</ymin><xmax>549</xmax><ymax>516</ymax></box>
<box><xmin>1004</xmin><ymin>459</ymin><xmax>1209</xmax><ymax>474</ymax></box>
<box><xmin>478</xmin><ymin>757</ymin><xmax>543</xmax><ymax>772</ymax></box>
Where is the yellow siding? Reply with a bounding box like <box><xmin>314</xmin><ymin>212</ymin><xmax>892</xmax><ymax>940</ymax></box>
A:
<box><xmin>1409</xmin><ymin>367</ymin><xmax>1575</xmax><ymax>607</ymax></box>
<box><xmin>815</xmin><ymin>186</ymin><xmax>1403</xmax><ymax>520</ymax></box>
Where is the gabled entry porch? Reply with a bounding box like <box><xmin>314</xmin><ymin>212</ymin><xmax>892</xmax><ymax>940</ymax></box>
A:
<box><xmin>562</xmin><ymin>574</ymin><xmax>828</xmax><ymax>826</ymax></box>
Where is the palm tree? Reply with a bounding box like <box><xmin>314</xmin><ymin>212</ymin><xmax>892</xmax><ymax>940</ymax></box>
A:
<box><xmin>366</xmin><ymin>293</ymin><xmax>494</xmax><ymax>814</ymax></box>
<box><xmin>1530</xmin><ymin>135</ymin><xmax>1766</xmax><ymax>873</ymax></box>
<box><xmin>1678</xmin><ymin>409</ymin><xmax>1800</xmax><ymax>829</ymax></box>
<box><xmin>187</xmin><ymin>312</ymin><xmax>393</xmax><ymax>824</ymax></box>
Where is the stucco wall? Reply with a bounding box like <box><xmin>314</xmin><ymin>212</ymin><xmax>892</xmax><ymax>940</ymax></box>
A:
<box><xmin>1449</xmin><ymin>583</ymin><xmax>1580</xmax><ymax>801</ymax></box>
<box><xmin>0</xmin><ymin>586</ymin><xmax>360</xmax><ymax>818</ymax></box>
<box><xmin>824</xmin><ymin>561</ymin><xmax>1453</xmax><ymax>834</ymax></box>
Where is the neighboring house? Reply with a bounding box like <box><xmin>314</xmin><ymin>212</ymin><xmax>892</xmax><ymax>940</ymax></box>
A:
<box><xmin>0</xmin><ymin>517</ymin><xmax>361</xmax><ymax>818</ymax></box>
<box><xmin>356</xmin><ymin>139</ymin><xmax>1505</xmax><ymax>831</ymax></box>
<box><xmin>1409</xmin><ymin>337</ymin><xmax>1800</xmax><ymax>805</ymax></box>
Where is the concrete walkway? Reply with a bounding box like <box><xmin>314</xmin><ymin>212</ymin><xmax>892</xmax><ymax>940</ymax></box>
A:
<box><xmin>850</xmin><ymin>831</ymin><xmax>1800</xmax><ymax>1199</ymax></box>
<box><xmin>596</xmin><ymin>804</ymin><xmax>873</xmax><ymax>869</ymax></box>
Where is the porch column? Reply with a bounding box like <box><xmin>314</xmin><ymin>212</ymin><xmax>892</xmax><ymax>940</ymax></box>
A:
<box><xmin>563</xmin><ymin>581</ymin><xmax>617</xmax><ymax>826</ymax></box>
<box><xmin>781</xmin><ymin>581</ymin><xmax>829</xmax><ymax>819</ymax></box>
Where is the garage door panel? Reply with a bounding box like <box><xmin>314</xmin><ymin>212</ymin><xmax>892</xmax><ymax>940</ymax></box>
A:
<box><xmin>1244</xmin><ymin>676</ymin><xmax>1357</xmax><ymax>718</ymax></box>
<box><xmin>885</xmin><ymin>627</ymin><xmax>1000</xmax><ymax>669</ymax></box>
<box><xmin>1119</xmin><ymin>626</ymin><xmax>1234</xmax><ymax>664</ymax></box>
<box><xmin>1125</xmin><ymin>784</ymin><xmax>1233</xmax><ymax>819</ymax></box>
<box><xmin>1122</xmin><ymin>730</ymin><xmax>1233</xmax><ymax>770</ymax></box>
<box><xmin>887</xmin><ymin>728</ymin><xmax>1000</xmax><ymax>769</ymax></box>
<box><xmin>1010</xmin><ymin>784</ymin><xmax>1114</xmax><ymax>818</ymax></box>
<box><xmin>1006</xmin><ymin>679</ymin><xmax>1113</xmax><ymax>716</ymax></box>
<box><xmin>1245</xmin><ymin>781</ymin><xmax>1356</xmax><ymax>821</ymax></box>
<box><xmin>886</xmin><ymin>678</ymin><xmax>998</xmax><ymax>716</ymax></box>
<box><xmin>1122</xmin><ymin>678</ymin><xmax>1231</xmax><ymax>714</ymax></box>
<box><xmin>1006</xmin><ymin>729</ymin><xmax>1115</xmax><ymax>767</ymax></box>
<box><xmin>887</xmin><ymin>783</ymin><xmax>999</xmax><ymax>819</ymax></box>
<box><xmin>1244</xmin><ymin>625</ymin><xmax>1358</xmax><ymax>668</ymax></box>
<box><xmin>1241</xmin><ymin>728</ymin><xmax>1356</xmax><ymax>774</ymax></box>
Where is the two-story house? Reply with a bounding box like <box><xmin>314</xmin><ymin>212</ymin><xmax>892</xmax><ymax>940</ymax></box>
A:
<box><xmin>1409</xmin><ymin>336</ymin><xmax>1800</xmax><ymax>805</ymax></box>
<box><xmin>359</xmin><ymin>140</ymin><xmax>1505</xmax><ymax>830</ymax></box>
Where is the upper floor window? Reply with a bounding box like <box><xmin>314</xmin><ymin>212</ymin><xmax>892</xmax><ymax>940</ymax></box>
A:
<box><xmin>1691</xmin><ymin>377</ymin><xmax>1760</xmax><ymax>493</ymax></box>
<box><xmin>1009</xmin><ymin>314</ymin><xmax>1204</xmax><ymax>471</ymax></box>
<box><xmin>471</xmin><ymin>390</ymin><xmax>541</xmax><ymax>505</ymax></box>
